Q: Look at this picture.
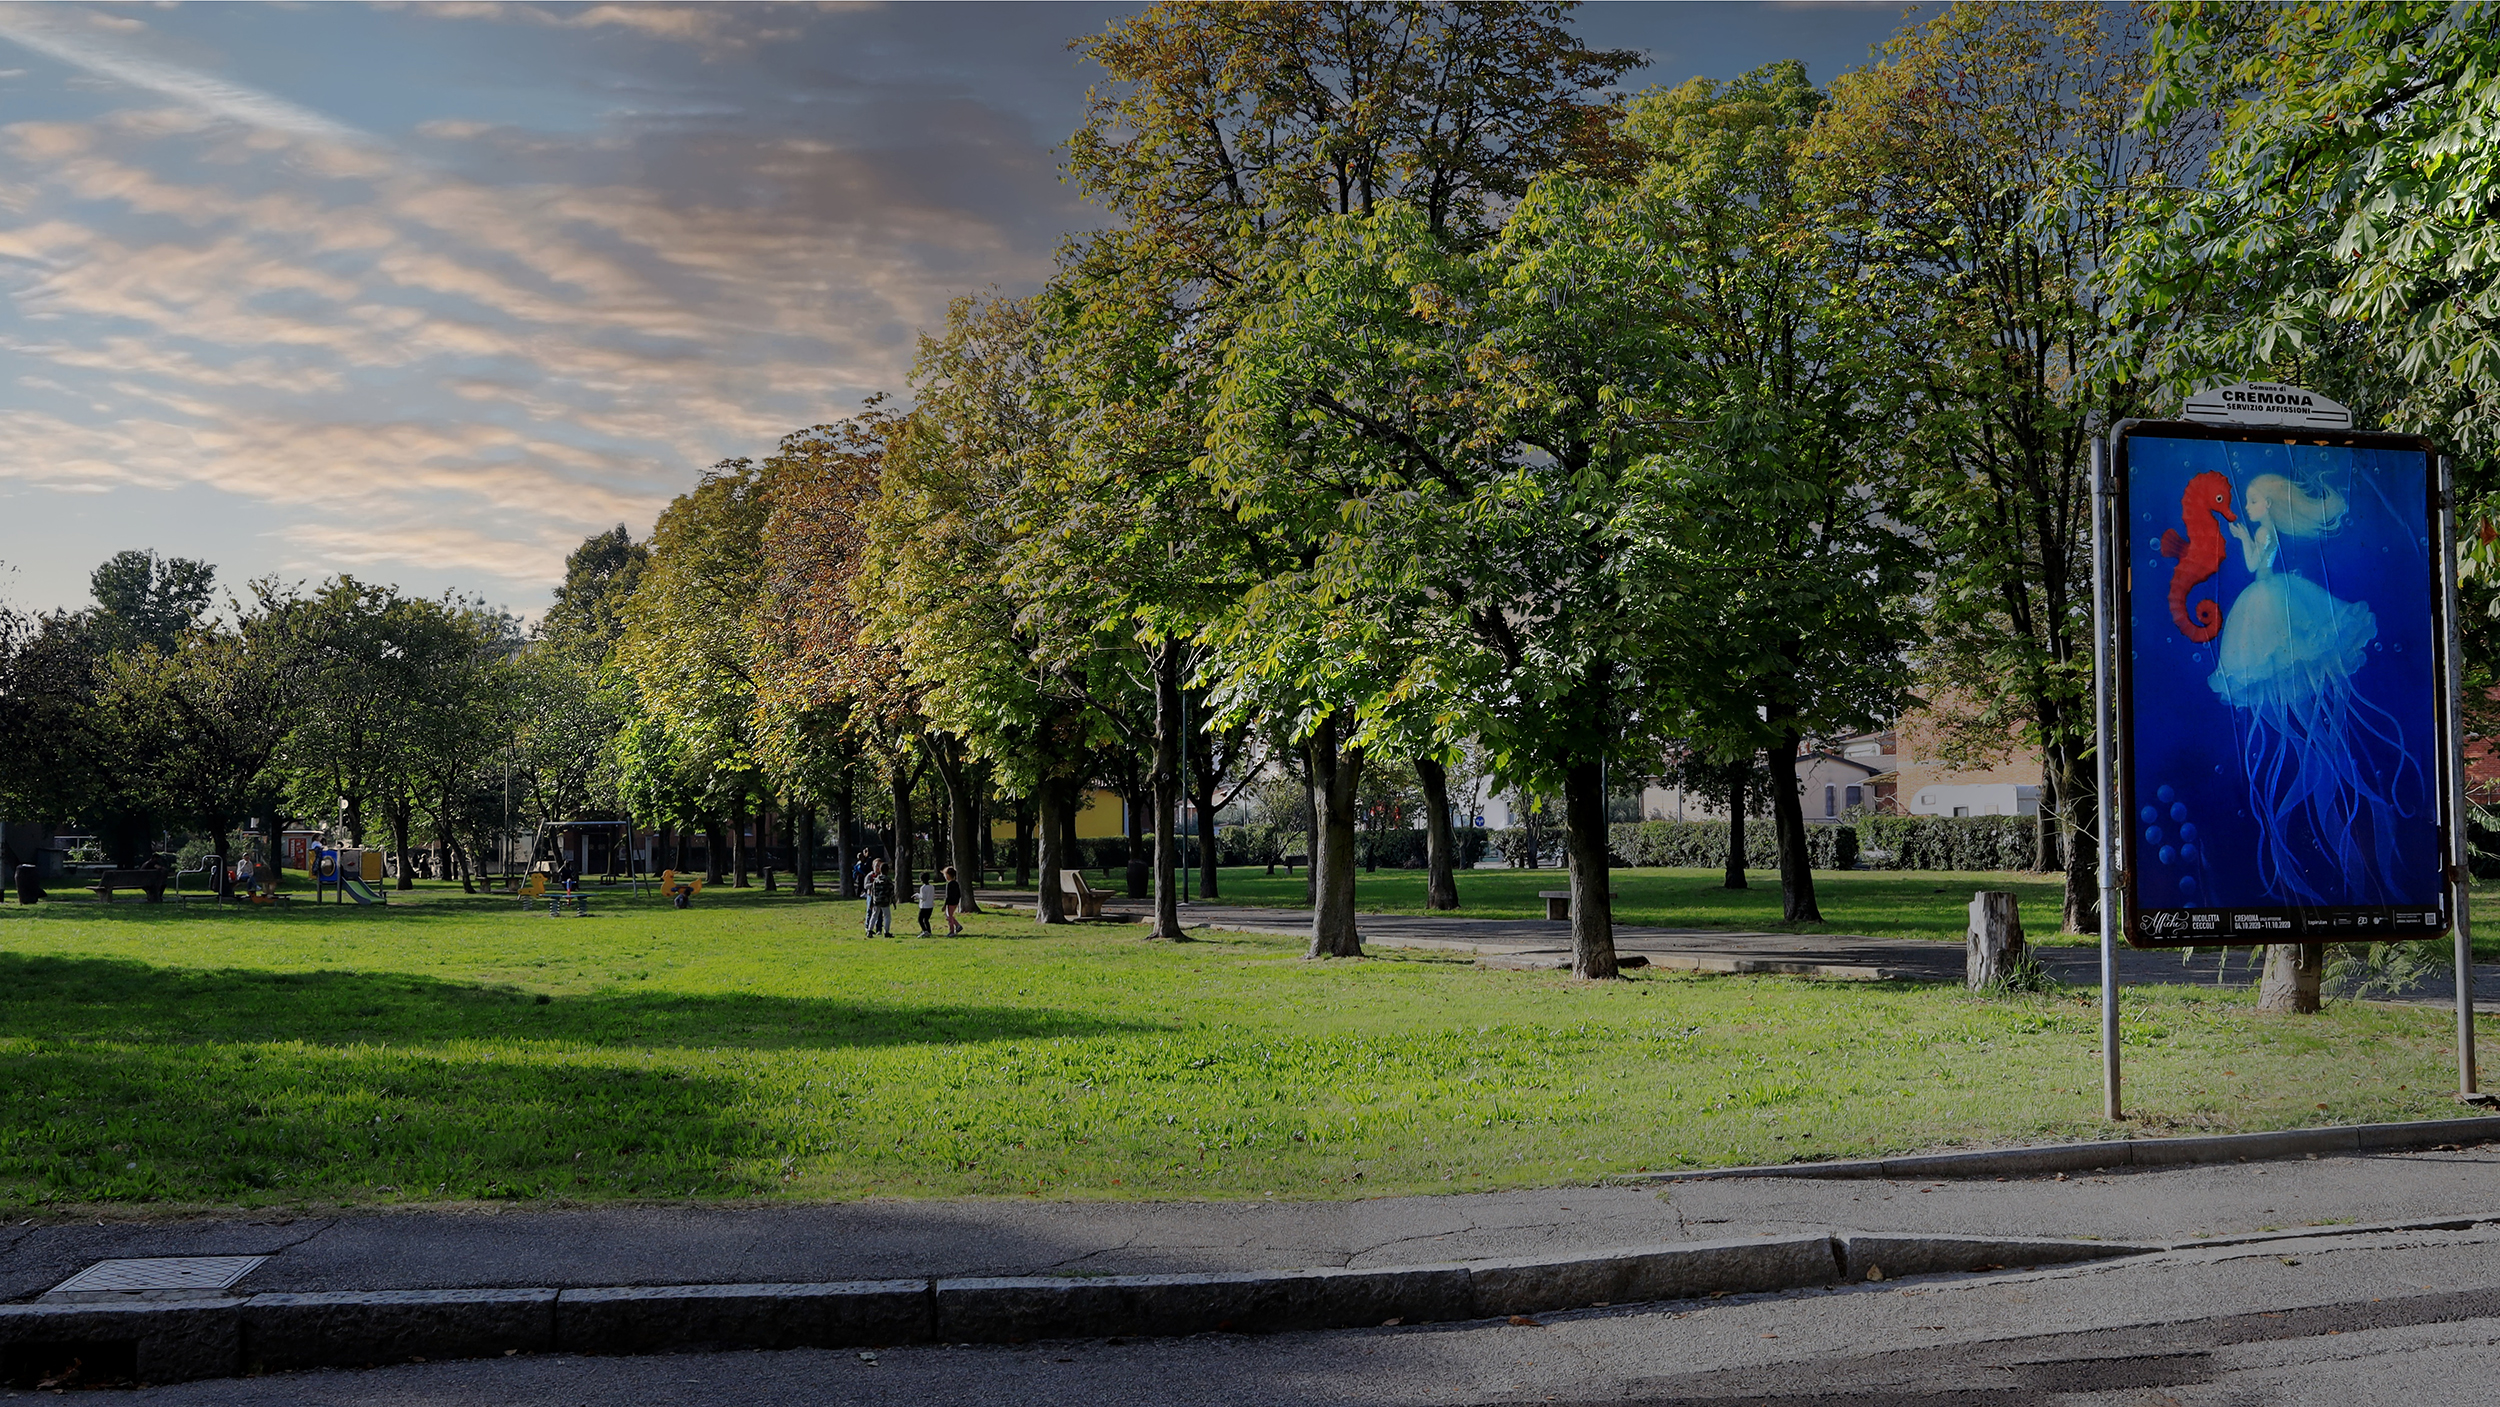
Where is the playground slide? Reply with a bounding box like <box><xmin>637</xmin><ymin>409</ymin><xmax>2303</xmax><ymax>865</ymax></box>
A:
<box><xmin>340</xmin><ymin>876</ymin><xmax>384</xmax><ymax>905</ymax></box>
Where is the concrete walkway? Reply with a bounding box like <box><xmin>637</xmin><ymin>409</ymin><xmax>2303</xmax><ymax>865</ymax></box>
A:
<box><xmin>980</xmin><ymin>889</ymin><xmax>2500</xmax><ymax>1003</ymax></box>
<box><xmin>5</xmin><ymin>1142</ymin><xmax>2495</xmax><ymax>1305</ymax></box>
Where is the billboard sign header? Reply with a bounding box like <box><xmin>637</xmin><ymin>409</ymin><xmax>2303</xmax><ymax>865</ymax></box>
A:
<box><xmin>2182</xmin><ymin>381</ymin><xmax>2353</xmax><ymax>430</ymax></box>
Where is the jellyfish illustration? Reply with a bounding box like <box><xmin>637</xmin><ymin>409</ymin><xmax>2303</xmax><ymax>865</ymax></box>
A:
<box><xmin>2205</xmin><ymin>471</ymin><xmax>2414</xmax><ymax>902</ymax></box>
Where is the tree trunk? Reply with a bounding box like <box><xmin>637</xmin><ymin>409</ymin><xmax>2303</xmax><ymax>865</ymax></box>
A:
<box><xmin>1417</xmin><ymin>754</ymin><xmax>1460</xmax><ymax>910</ymax></box>
<box><xmin>1194</xmin><ymin>757</ymin><xmax>1220</xmax><ymax>900</ymax></box>
<box><xmin>1306</xmin><ymin>714</ymin><xmax>1364</xmax><ymax>958</ymax></box>
<box><xmin>390</xmin><ymin>806</ymin><xmax>414</xmax><ymax>890</ymax></box>
<box><xmin>1151</xmin><ymin>641</ymin><xmax>1186</xmax><ymax>940</ymax></box>
<box><xmin>2258</xmin><ymin>943</ymin><xmax>2325</xmax><ymax>1013</ymax></box>
<box><xmin>795</xmin><ymin>804</ymin><xmax>815</xmax><ymax>896</ymax></box>
<box><xmin>1965</xmin><ymin>891</ymin><xmax>2026</xmax><ymax>990</ymax></box>
<box><xmin>930</xmin><ymin>741</ymin><xmax>984</xmax><ymax>914</ymax></box>
<box><xmin>703</xmin><ymin>819</ymin><xmax>726</xmax><ymax>886</ymax></box>
<box><xmin>761</xmin><ymin>799</ymin><xmax>779</xmax><ymax>892</ymax></box>
<box><xmin>1724</xmin><ymin>760</ymin><xmax>1749</xmax><ymax>890</ymax></box>
<box><xmin>1034</xmin><ymin>777</ymin><xmax>1069</xmax><ymax>924</ymax></box>
<box><xmin>1765</xmin><ymin>731</ymin><xmax>1821</xmax><ymax>923</ymax></box>
<box><xmin>955</xmin><ymin>764</ymin><xmax>985</xmax><ymax>914</ymax></box>
<box><xmin>1014</xmin><ymin>794</ymin><xmax>1032</xmax><ymax>890</ymax></box>
<box><xmin>2035</xmin><ymin>760</ymin><xmax>2061</xmax><ymax>873</ymax></box>
<box><xmin>2056</xmin><ymin>741</ymin><xmax>2098</xmax><ymax>934</ymax></box>
<box><xmin>1060</xmin><ymin>796</ymin><xmax>1082</xmax><ymax>878</ymax></box>
<box><xmin>835</xmin><ymin>778</ymin><xmax>856</xmax><ymax>899</ymax></box>
<box><xmin>1561</xmin><ymin>758</ymin><xmax>1620</xmax><ymax>979</ymax></box>
<box><xmin>1302</xmin><ymin>747</ymin><xmax>1320</xmax><ymax>905</ymax></box>
<box><xmin>732</xmin><ymin>797</ymin><xmax>750</xmax><ymax>888</ymax></box>
<box><xmin>890</xmin><ymin>757</ymin><xmax>915</xmax><ymax>888</ymax></box>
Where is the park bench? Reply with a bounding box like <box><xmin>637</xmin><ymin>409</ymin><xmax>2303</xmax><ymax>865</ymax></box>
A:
<box><xmin>1060</xmin><ymin>868</ymin><xmax>1109</xmax><ymax>919</ymax></box>
<box><xmin>1537</xmin><ymin>888</ymin><xmax>1619</xmax><ymax>921</ymax></box>
<box><xmin>88</xmin><ymin>869</ymin><xmax>168</xmax><ymax>903</ymax></box>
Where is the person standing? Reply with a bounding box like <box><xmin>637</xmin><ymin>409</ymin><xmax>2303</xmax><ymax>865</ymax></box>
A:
<box><xmin>916</xmin><ymin>871</ymin><xmax>936</xmax><ymax>935</ymax></box>
<box><xmin>865</xmin><ymin>858</ymin><xmax>893</xmax><ymax>937</ymax></box>
<box><xmin>942</xmin><ymin>865</ymin><xmax>964</xmax><ymax>936</ymax></box>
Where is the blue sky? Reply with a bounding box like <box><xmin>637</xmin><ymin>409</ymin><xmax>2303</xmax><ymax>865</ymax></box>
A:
<box><xmin>0</xmin><ymin>1</ymin><xmax>1923</xmax><ymax>619</ymax></box>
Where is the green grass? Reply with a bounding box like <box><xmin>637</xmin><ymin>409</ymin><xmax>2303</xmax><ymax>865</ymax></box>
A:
<box><xmin>1208</xmin><ymin>864</ymin><xmax>2500</xmax><ymax>957</ymax></box>
<box><xmin>0</xmin><ymin>881</ymin><xmax>2491</xmax><ymax>1215</ymax></box>
<box><xmin>1210</xmin><ymin>865</ymin><xmax>2070</xmax><ymax>941</ymax></box>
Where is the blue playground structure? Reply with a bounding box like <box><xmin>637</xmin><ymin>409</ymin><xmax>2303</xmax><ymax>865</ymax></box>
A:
<box><xmin>310</xmin><ymin>846</ymin><xmax>388</xmax><ymax>905</ymax></box>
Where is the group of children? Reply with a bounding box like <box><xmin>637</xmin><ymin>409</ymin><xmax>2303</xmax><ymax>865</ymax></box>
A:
<box><xmin>854</xmin><ymin>854</ymin><xmax>964</xmax><ymax>937</ymax></box>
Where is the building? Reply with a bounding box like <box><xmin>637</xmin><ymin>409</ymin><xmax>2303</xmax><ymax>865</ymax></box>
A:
<box><xmin>988</xmin><ymin>786</ymin><xmax>1131</xmax><ymax>844</ymax></box>
<box><xmin>1637</xmin><ymin>712</ymin><xmax>2044</xmax><ymax>824</ymax></box>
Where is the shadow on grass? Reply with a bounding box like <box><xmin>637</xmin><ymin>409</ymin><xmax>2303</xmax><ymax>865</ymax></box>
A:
<box><xmin>0</xmin><ymin>951</ymin><xmax>1158</xmax><ymax>1052</ymax></box>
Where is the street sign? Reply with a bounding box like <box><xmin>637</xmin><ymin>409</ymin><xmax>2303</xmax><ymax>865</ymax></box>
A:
<box><xmin>2109</xmin><ymin>418</ymin><xmax>2450</xmax><ymax>946</ymax></box>
<box><xmin>2181</xmin><ymin>381</ymin><xmax>2353</xmax><ymax>430</ymax></box>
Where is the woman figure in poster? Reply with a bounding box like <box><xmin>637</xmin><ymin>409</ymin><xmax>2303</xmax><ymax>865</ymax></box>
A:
<box><xmin>2207</xmin><ymin>471</ymin><xmax>2406</xmax><ymax>901</ymax></box>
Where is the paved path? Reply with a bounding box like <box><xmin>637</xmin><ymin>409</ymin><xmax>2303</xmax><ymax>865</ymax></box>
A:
<box><xmin>5</xmin><ymin>1143</ymin><xmax>2496</xmax><ymax>1305</ymax></box>
<box><xmin>981</xmin><ymin>889</ymin><xmax>2500</xmax><ymax>1003</ymax></box>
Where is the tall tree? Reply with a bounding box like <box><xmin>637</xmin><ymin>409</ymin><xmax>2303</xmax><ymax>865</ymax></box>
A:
<box><xmin>1065</xmin><ymin>0</ymin><xmax>1638</xmax><ymax>958</ymax></box>
<box><xmin>1813</xmin><ymin>2</ymin><xmax>2213</xmax><ymax>930</ymax></box>
<box><xmin>1620</xmin><ymin>63</ymin><xmax>1921</xmax><ymax>923</ymax></box>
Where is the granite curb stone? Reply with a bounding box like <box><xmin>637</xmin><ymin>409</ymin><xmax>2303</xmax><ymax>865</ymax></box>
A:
<box><xmin>0</xmin><ymin>1297</ymin><xmax>242</xmax><ymax>1385</ymax></box>
<box><xmin>555</xmin><ymin>1280</ymin><xmax>929</xmax><ymax>1355</ymax></box>
<box><xmin>1833</xmin><ymin>1234</ymin><xmax>2157</xmax><ymax>1282</ymax></box>
<box><xmin>1619</xmin><ymin>1114</ymin><xmax>2500</xmax><ymax>1184</ymax></box>
<box><xmin>241</xmin><ymin>1288</ymin><xmax>555</xmax><ymax>1371</ymax></box>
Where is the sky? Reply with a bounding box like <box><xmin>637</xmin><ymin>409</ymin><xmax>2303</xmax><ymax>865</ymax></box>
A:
<box><xmin>0</xmin><ymin>0</ymin><xmax>1924</xmax><ymax>620</ymax></box>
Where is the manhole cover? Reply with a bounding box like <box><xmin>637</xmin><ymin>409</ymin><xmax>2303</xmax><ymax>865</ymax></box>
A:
<box><xmin>47</xmin><ymin>1256</ymin><xmax>268</xmax><ymax>1301</ymax></box>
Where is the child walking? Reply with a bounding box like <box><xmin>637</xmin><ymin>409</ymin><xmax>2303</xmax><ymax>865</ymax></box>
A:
<box><xmin>942</xmin><ymin>865</ymin><xmax>964</xmax><ymax>936</ymax></box>
<box><xmin>865</xmin><ymin>858</ymin><xmax>893</xmax><ymax>937</ymax></box>
<box><xmin>916</xmin><ymin>871</ymin><xmax>937</xmax><ymax>935</ymax></box>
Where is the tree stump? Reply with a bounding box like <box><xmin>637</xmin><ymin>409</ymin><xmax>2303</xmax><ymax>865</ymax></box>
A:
<box><xmin>1966</xmin><ymin>891</ymin><xmax>2025</xmax><ymax>990</ymax></box>
<box><xmin>2257</xmin><ymin>942</ymin><xmax>2324</xmax><ymax>1013</ymax></box>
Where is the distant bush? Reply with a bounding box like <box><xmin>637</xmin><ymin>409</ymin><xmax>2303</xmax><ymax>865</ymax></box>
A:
<box><xmin>1854</xmin><ymin>814</ymin><xmax>2043</xmax><ymax>872</ymax></box>
<box><xmin>1607</xmin><ymin>820</ymin><xmax>1857</xmax><ymax>871</ymax></box>
<box><xmin>1218</xmin><ymin>825</ymin><xmax>1489</xmax><ymax>871</ymax></box>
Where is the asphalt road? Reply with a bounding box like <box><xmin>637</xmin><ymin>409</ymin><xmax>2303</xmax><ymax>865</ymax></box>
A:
<box><xmin>87</xmin><ymin>1203</ymin><xmax>2500</xmax><ymax>1404</ymax></box>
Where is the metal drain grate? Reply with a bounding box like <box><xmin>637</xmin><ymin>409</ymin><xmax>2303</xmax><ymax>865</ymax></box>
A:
<box><xmin>47</xmin><ymin>1255</ymin><xmax>268</xmax><ymax>1299</ymax></box>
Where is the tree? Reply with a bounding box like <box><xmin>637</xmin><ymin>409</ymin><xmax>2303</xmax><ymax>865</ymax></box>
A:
<box><xmin>100</xmin><ymin>590</ymin><xmax>314</xmax><ymax>890</ymax></box>
<box><xmin>1618</xmin><ymin>62</ymin><xmax>1922</xmax><ymax>923</ymax></box>
<box><xmin>1813</xmin><ymin>2</ymin><xmax>2213</xmax><ymax>930</ymax></box>
<box><xmin>86</xmin><ymin>549</ymin><xmax>216</xmax><ymax>655</ymax></box>
<box><xmin>1065</xmin><ymin>0</ymin><xmax>1640</xmax><ymax>957</ymax></box>
<box><xmin>618</xmin><ymin>461</ymin><xmax>775</xmax><ymax>886</ymax></box>
<box><xmin>542</xmin><ymin>527</ymin><xmax>648</xmax><ymax>666</ymax></box>
<box><xmin>856</xmin><ymin>296</ymin><xmax>1105</xmax><ymax>925</ymax></box>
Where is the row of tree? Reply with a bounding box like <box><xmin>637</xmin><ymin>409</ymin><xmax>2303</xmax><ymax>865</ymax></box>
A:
<box><xmin>10</xmin><ymin>4</ymin><xmax>2497</xmax><ymax>971</ymax></box>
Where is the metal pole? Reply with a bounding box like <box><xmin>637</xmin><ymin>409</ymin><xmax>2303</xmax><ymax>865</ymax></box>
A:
<box><xmin>2091</xmin><ymin>434</ymin><xmax>2124</xmax><ymax>1121</ymax></box>
<box><xmin>2438</xmin><ymin>454</ymin><xmax>2480</xmax><ymax>1097</ymax></box>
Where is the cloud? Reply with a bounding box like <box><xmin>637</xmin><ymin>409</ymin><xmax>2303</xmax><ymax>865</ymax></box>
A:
<box><xmin>0</xmin><ymin>5</ymin><xmax>371</xmax><ymax>143</ymax></box>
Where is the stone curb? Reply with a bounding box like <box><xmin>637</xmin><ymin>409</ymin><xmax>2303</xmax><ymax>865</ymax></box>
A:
<box><xmin>1615</xmin><ymin>1114</ymin><xmax>2500</xmax><ymax>1184</ymax></box>
<box><xmin>0</xmin><ymin>1231</ymin><xmax>2141</xmax><ymax>1386</ymax></box>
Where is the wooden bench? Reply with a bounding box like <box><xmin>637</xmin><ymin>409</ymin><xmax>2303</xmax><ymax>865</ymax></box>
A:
<box><xmin>1537</xmin><ymin>888</ymin><xmax>1619</xmax><ymax>921</ymax></box>
<box><xmin>89</xmin><ymin>869</ymin><xmax>168</xmax><ymax>903</ymax></box>
<box><xmin>1060</xmin><ymin>868</ymin><xmax>1109</xmax><ymax>919</ymax></box>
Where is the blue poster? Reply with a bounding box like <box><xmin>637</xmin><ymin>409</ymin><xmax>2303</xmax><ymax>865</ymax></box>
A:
<box><xmin>2119</xmin><ymin>428</ymin><xmax>2448</xmax><ymax>944</ymax></box>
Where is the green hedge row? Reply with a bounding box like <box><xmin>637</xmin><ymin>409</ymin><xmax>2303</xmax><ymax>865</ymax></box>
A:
<box><xmin>1853</xmin><ymin>814</ymin><xmax>2044</xmax><ymax>872</ymax></box>
<box><xmin>1606</xmin><ymin>820</ymin><xmax>1858</xmax><ymax>871</ymax></box>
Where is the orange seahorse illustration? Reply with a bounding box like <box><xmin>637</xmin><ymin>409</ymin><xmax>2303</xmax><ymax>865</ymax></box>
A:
<box><xmin>2158</xmin><ymin>470</ymin><xmax>2235</xmax><ymax>643</ymax></box>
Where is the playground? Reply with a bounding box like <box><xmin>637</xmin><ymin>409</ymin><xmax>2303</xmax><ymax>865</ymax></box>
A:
<box><xmin>1</xmin><ymin>874</ymin><xmax>2490</xmax><ymax>1215</ymax></box>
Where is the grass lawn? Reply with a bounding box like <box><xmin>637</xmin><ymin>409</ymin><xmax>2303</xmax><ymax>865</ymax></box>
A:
<box><xmin>1203</xmin><ymin>865</ymin><xmax>2500</xmax><ymax>958</ymax></box>
<box><xmin>0</xmin><ymin>882</ymin><xmax>2492</xmax><ymax>1216</ymax></box>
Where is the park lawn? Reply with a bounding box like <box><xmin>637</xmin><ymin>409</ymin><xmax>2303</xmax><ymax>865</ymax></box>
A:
<box><xmin>1207</xmin><ymin>865</ymin><xmax>2500</xmax><ymax>958</ymax></box>
<box><xmin>0</xmin><ymin>882</ymin><xmax>2491</xmax><ymax>1216</ymax></box>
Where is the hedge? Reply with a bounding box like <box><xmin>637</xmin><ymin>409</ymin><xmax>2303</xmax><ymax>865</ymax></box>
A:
<box><xmin>1217</xmin><ymin>825</ymin><xmax>1493</xmax><ymax>871</ymax></box>
<box><xmin>1606</xmin><ymin>820</ymin><xmax>1857</xmax><ymax>872</ymax></box>
<box><xmin>1853</xmin><ymin>814</ymin><xmax>2045</xmax><ymax>872</ymax></box>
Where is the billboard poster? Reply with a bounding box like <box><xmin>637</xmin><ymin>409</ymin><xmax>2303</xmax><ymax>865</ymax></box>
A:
<box><xmin>2114</xmin><ymin>421</ymin><xmax>2450</xmax><ymax>946</ymax></box>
